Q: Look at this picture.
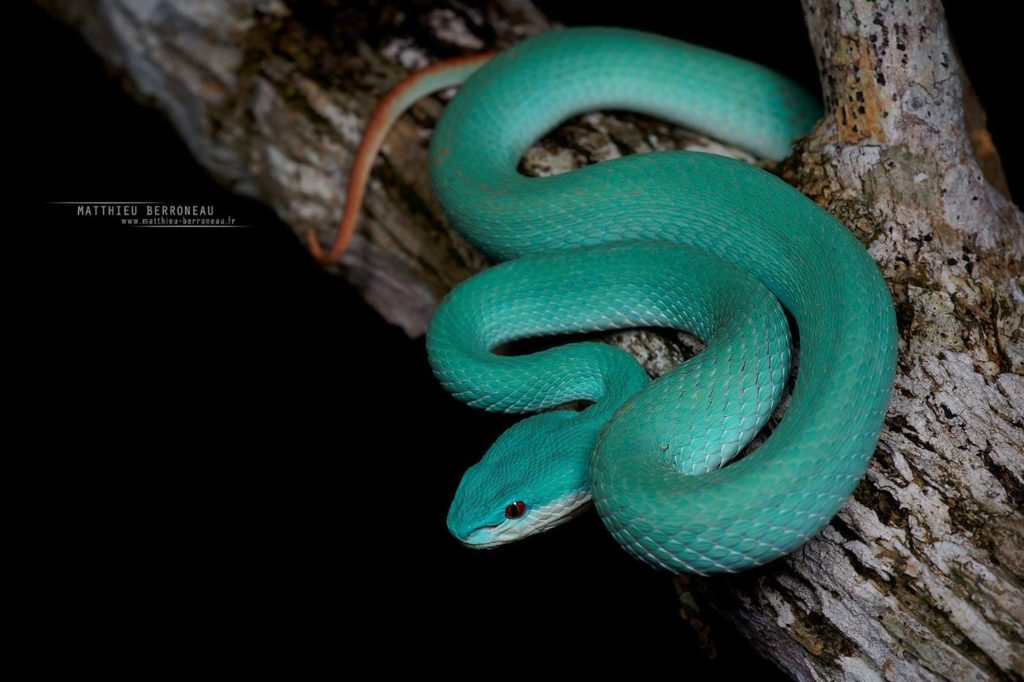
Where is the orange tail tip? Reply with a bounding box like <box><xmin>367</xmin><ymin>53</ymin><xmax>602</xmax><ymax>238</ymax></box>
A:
<box><xmin>307</xmin><ymin>229</ymin><xmax>326</xmax><ymax>264</ymax></box>
<box><xmin>310</xmin><ymin>51</ymin><xmax>497</xmax><ymax>267</ymax></box>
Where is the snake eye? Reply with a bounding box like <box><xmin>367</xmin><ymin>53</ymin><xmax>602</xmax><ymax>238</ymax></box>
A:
<box><xmin>505</xmin><ymin>501</ymin><xmax>526</xmax><ymax>519</ymax></box>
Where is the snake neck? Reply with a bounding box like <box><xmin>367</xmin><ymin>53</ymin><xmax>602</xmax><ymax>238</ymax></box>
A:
<box><xmin>442</xmin><ymin>340</ymin><xmax>651</xmax><ymax>546</ymax></box>
<box><xmin>567</xmin><ymin>341</ymin><xmax>652</xmax><ymax>437</ymax></box>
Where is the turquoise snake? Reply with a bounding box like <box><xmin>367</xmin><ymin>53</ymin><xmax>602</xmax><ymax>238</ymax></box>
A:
<box><xmin>313</xmin><ymin>27</ymin><xmax>898</xmax><ymax>574</ymax></box>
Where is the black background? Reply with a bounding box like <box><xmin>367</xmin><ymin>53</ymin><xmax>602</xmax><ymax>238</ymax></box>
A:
<box><xmin>21</xmin><ymin>1</ymin><xmax>1018</xmax><ymax>674</ymax></box>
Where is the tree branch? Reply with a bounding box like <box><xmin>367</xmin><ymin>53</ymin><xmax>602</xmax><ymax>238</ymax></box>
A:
<box><xmin>698</xmin><ymin>2</ymin><xmax>1023</xmax><ymax>679</ymax></box>
<box><xmin>39</xmin><ymin>1</ymin><xmax>1024</xmax><ymax>678</ymax></box>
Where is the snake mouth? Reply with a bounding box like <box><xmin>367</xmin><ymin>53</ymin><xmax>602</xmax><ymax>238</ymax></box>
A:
<box><xmin>456</xmin><ymin>491</ymin><xmax>594</xmax><ymax>549</ymax></box>
<box><xmin>461</xmin><ymin>526</ymin><xmax>507</xmax><ymax>549</ymax></box>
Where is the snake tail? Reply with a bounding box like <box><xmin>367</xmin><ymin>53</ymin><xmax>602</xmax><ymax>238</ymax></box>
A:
<box><xmin>309</xmin><ymin>52</ymin><xmax>495</xmax><ymax>264</ymax></box>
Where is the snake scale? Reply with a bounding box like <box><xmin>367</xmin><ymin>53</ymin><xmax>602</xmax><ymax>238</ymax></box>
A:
<box><xmin>321</xmin><ymin>27</ymin><xmax>898</xmax><ymax>575</ymax></box>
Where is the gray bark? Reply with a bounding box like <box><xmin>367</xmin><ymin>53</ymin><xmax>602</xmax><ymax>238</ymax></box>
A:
<box><xmin>699</xmin><ymin>3</ymin><xmax>1023</xmax><ymax>680</ymax></box>
<box><xmin>39</xmin><ymin>0</ymin><xmax>1023</xmax><ymax>679</ymax></box>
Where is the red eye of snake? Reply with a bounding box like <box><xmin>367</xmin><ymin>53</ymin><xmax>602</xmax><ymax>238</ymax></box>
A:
<box><xmin>505</xmin><ymin>501</ymin><xmax>526</xmax><ymax>519</ymax></box>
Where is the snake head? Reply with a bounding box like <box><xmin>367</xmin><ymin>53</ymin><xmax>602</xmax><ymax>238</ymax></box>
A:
<box><xmin>447</xmin><ymin>410</ymin><xmax>595</xmax><ymax>549</ymax></box>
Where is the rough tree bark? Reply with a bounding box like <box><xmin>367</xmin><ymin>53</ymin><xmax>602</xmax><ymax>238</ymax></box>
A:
<box><xmin>39</xmin><ymin>1</ymin><xmax>1022</xmax><ymax>679</ymax></box>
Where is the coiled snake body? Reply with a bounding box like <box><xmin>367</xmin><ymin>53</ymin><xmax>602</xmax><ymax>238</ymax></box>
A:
<box><xmin>326</xmin><ymin>27</ymin><xmax>898</xmax><ymax>574</ymax></box>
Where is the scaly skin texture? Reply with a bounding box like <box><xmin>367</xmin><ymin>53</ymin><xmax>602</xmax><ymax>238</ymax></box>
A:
<box><xmin>415</xmin><ymin>27</ymin><xmax>898</xmax><ymax>574</ymax></box>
